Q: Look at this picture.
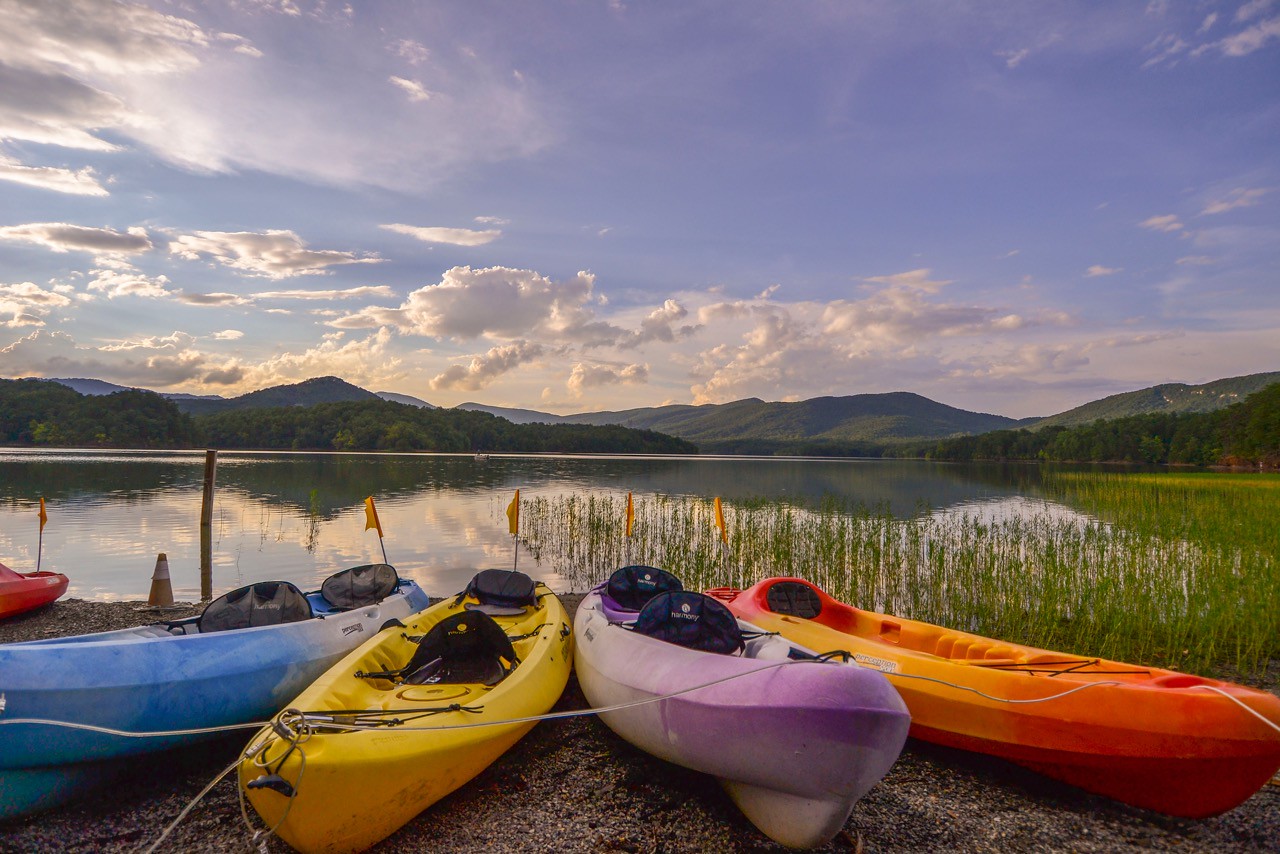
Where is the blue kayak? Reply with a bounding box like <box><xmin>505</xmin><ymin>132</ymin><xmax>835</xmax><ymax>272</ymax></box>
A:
<box><xmin>0</xmin><ymin>564</ymin><xmax>430</xmax><ymax>819</ymax></box>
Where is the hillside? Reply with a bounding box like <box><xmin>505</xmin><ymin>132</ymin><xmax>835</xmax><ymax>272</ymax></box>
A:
<box><xmin>1027</xmin><ymin>372</ymin><xmax>1280</xmax><ymax>430</ymax></box>
<box><xmin>174</xmin><ymin>376</ymin><xmax>378</xmax><ymax>415</ymax></box>
<box><xmin>376</xmin><ymin>391</ymin><xmax>435</xmax><ymax>409</ymax></box>
<box><xmin>561</xmin><ymin>393</ymin><xmax>1019</xmax><ymax>444</ymax></box>
<box><xmin>456</xmin><ymin>402</ymin><xmax>565</xmax><ymax>424</ymax></box>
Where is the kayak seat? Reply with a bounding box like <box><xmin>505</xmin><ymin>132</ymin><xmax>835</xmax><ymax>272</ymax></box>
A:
<box><xmin>402</xmin><ymin>611</ymin><xmax>517</xmax><ymax>687</ymax></box>
<box><xmin>320</xmin><ymin>563</ymin><xmax>400</xmax><ymax>611</ymax></box>
<box><xmin>606</xmin><ymin>565</ymin><xmax>683</xmax><ymax>612</ymax></box>
<box><xmin>764</xmin><ymin>581</ymin><xmax>823</xmax><ymax>619</ymax></box>
<box><xmin>198</xmin><ymin>581</ymin><xmax>314</xmax><ymax>633</ymax></box>
<box><xmin>632</xmin><ymin>591</ymin><xmax>745</xmax><ymax>655</ymax></box>
<box><xmin>453</xmin><ymin>569</ymin><xmax>538</xmax><ymax>616</ymax></box>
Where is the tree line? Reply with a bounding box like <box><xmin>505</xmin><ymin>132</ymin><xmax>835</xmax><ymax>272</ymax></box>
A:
<box><xmin>892</xmin><ymin>382</ymin><xmax>1280</xmax><ymax>467</ymax></box>
<box><xmin>0</xmin><ymin>380</ymin><xmax>697</xmax><ymax>455</ymax></box>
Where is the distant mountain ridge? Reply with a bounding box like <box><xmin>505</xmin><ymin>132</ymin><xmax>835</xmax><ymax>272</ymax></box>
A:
<box><xmin>28</xmin><ymin>370</ymin><xmax>1280</xmax><ymax>448</ymax></box>
<box><xmin>1024</xmin><ymin>372</ymin><xmax>1280</xmax><ymax>430</ymax></box>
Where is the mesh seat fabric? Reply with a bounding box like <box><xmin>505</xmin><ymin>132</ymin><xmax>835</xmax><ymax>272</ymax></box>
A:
<box><xmin>606</xmin><ymin>565</ymin><xmax>683</xmax><ymax>611</ymax></box>
<box><xmin>198</xmin><ymin>581</ymin><xmax>313</xmax><ymax>633</ymax></box>
<box><xmin>321</xmin><ymin>563</ymin><xmax>400</xmax><ymax>610</ymax></box>
<box><xmin>631</xmin><ymin>590</ymin><xmax>745</xmax><ymax>655</ymax></box>
<box><xmin>765</xmin><ymin>581</ymin><xmax>823</xmax><ymax>619</ymax></box>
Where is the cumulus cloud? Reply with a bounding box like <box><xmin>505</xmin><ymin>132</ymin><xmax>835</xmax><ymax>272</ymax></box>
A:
<box><xmin>1085</xmin><ymin>265</ymin><xmax>1121</xmax><ymax>277</ymax></box>
<box><xmin>0</xmin><ymin>222</ymin><xmax>152</xmax><ymax>255</ymax></box>
<box><xmin>86</xmin><ymin>268</ymin><xmax>171</xmax><ymax>298</ymax></box>
<box><xmin>1139</xmin><ymin>214</ymin><xmax>1184</xmax><ymax>233</ymax></box>
<box><xmin>567</xmin><ymin>362</ymin><xmax>649</xmax><ymax>396</ymax></box>
<box><xmin>212</xmin><ymin>329</ymin><xmax>243</xmax><ymax>340</ymax></box>
<box><xmin>0</xmin><ymin>327</ymin><xmax>240</xmax><ymax>388</ymax></box>
<box><xmin>380</xmin><ymin>223</ymin><xmax>501</xmax><ymax>246</ymax></box>
<box><xmin>0</xmin><ymin>155</ymin><xmax>109</xmax><ymax>196</ymax></box>
<box><xmin>1201</xmin><ymin>187</ymin><xmax>1269</xmax><ymax>214</ymax></box>
<box><xmin>430</xmin><ymin>341</ymin><xmax>545</xmax><ymax>391</ymax></box>
<box><xmin>332</xmin><ymin>265</ymin><xmax>625</xmax><ymax>344</ymax></box>
<box><xmin>618</xmin><ymin>299</ymin><xmax>699</xmax><ymax>349</ymax></box>
<box><xmin>0</xmin><ymin>281</ymin><xmax>72</xmax><ymax>327</ymax></box>
<box><xmin>822</xmin><ymin>269</ymin><xmax>1024</xmax><ymax>343</ymax></box>
<box><xmin>169</xmin><ymin>230</ymin><xmax>381</xmax><ymax>279</ymax></box>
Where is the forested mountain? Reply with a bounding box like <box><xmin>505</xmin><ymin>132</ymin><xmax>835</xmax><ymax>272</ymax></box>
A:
<box><xmin>1024</xmin><ymin>372</ymin><xmax>1280</xmax><ymax>429</ymax></box>
<box><xmin>173</xmin><ymin>376</ymin><xmax>378</xmax><ymax>415</ymax></box>
<box><xmin>0</xmin><ymin>380</ymin><xmax>696</xmax><ymax>455</ymax></box>
<box><xmin>196</xmin><ymin>400</ymin><xmax>696</xmax><ymax>454</ymax></box>
<box><xmin>0</xmin><ymin>379</ymin><xmax>198</xmax><ymax>447</ymax></box>
<box><xmin>908</xmin><ymin>382</ymin><xmax>1280</xmax><ymax>467</ymax></box>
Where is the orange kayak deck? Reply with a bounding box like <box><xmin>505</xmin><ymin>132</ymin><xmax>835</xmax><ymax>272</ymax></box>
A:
<box><xmin>708</xmin><ymin>577</ymin><xmax>1280</xmax><ymax>818</ymax></box>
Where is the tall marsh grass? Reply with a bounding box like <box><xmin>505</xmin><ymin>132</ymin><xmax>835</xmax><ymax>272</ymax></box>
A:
<box><xmin>520</xmin><ymin>474</ymin><xmax>1279</xmax><ymax>676</ymax></box>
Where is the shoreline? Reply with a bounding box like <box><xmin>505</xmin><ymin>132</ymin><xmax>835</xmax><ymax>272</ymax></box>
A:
<box><xmin>0</xmin><ymin>598</ymin><xmax>1276</xmax><ymax>853</ymax></box>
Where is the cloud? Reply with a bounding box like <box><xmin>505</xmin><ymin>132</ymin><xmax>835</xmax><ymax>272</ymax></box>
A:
<box><xmin>85</xmin><ymin>268</ymin><xmax>172</xmax><ymax>298</ymax></box>
<box><xmin>169</xmin><ymin>230</ymin><xmax>381</xmax><ymax>279</ymax></box>
<box><xmin>0</xmin><ymin>222</ymin><xmax>152</xmax><ymax>255</ymax></box>
<box><xmin>1085</xmin><ymin>265</ymin><xmax>1121</xmax><ymax>277</ymax></box>
<box><xmin>212</xmin><ymin>329</ymin><xmax>243</xmax><ymax>340</ymax></box>
<box><xmin>1198</xmin><ymin>12</ymin><xmax>1219</xmax><ymax>34</ymax></box>
<box><xmin>0</xmin><ymin>281</ymin><xmax>72</xmax><ymax>327</ymax></box>
<box><xmin>618</xmin><ymin>299</ymin><xmax>699</xmax><ymax>349</ymax></box>
<box><xmin>474</xmin><ymin>216</ymin><xmax>509</xmax><ymax>226</ymax></box>
<box><xmin>567</xmin><ymin>361</ymin><xmax>649</xmax><ymax>395</ymax></box>
<box><xmin>1176</xmin><ymin>255</ymin><xmax>1215</xmax><ymax>265</ymax></box>
<box><xmin>1201</xmin><ymin>187</ymin><xmax>1269</xmax><ymax>214</ymax></box>
<box><xmin>380</xmin><ymin>223</ymin><xmax>502</xmax><ymax>246</ymax></box>
<box><xmin>1201</xmin><ymin>14</ymin><xmax>1280</xmax><ymax>57</ymax></box>
<box><xmin>0</xmin><ymin>155</ymin><xmax>108</xmax><ymax>196</ymax></box>
<box><xmin>332</xmin><ymin>265</ymin><xmax>625</xmax><ymax>344</ymax></box>
<box><xmin>0</xmin><ymin>328</ymin><xmax>238</xmax><ymax>388</ymax></box>
<box><xmin>389</xmin><ymin>38</ymin><xmax>430</xmax><ymax>65</ymax></box>
<box><xmin>1235</xmin><ymin>0</ymin><xmax>1273</xmax><ymax>23</ymax></box>
<box><xmin>1142</xmin><ymin>32</ymin><xmax>1190</xmax><ymax>68</ymax></box>
<box><xmin>429</xmin><ymin>340</ymin><xmax>545</xmax><ymax>390</ymax></box>
<box><xmin>997</xmin><ymin>48</ymin><xmax>1030</xmax><ymax>68</ymax></box>
<box><xmin>388</xmin><ymin>76</ymin><xmax>435</xmax><ymax>102</ymax></box>
<box><xmin>176</xmin><ymin>291</ymin><xmax>252</xmax><ymax>306</ymax></box>
<box><xmin>250</xmin><ymin>285</ymin><xmax>395</xmax><ymax>300</ymax></box>
<box><xmin>1139</xmin><ymin>214</ymin><xmax>1184</xmax><ymax>233</ymax></box>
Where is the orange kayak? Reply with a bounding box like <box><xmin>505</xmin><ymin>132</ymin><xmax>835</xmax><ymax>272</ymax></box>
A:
<box><xmin>708</xmin><ymin>577</ymin><xmax>1280</xmax><ymax>818</ymax></box>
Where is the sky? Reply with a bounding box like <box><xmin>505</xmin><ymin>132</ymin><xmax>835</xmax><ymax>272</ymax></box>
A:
<box><xmin>0</xmin><ymin>1</ymin><xmax>1277</xmax><ymax>419</ymax></box>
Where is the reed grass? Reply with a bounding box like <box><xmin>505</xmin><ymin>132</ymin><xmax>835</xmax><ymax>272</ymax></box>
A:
<box><xmin>520</xmin><ymin>475</ymin><xmax>1279</xmax><ymax>676</ymax></box>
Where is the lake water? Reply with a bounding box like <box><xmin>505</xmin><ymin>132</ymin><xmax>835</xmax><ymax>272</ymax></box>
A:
<box><xmin>0</xmin><ymin>449</ymin><xmax>1083</xmax><ymax>601</ymax></box>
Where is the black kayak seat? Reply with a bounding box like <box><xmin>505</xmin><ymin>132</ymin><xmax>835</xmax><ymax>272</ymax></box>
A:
<box><xmin>765</xmin><ymin>581</ymin><xmax>823</xmax><ymax>619</ymax></box>
<box><xmin>606</xmin><ymin>565</ymin><xmax>683</xmax><ymax>612</ymax></box>
<box><xmin>402</xmin><ymin>610</ymin><xmax>517</xmax><ymax>686</ymax></box>
<box><xmin>320</xmin><ymin>563</ymin><xmax>400</xmax><ymax>611</ymax></box>
<box><xmin>631</xmin><ymin>590</ymin><xmax>744</xmax><ymax>656</ymax></box>
<box><xmin>198</xmin><ymin>580</ymin><xmax>313</xmax><ymax>634</ymax></box>
<box><xmin>453</xmin><ymin>569</ymin><xmax>538</xmax><ymax>615</ymax></box>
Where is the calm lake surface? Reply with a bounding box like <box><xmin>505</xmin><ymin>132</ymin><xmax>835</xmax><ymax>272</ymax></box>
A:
<box><xmin>0</xmin><ymin>449</ymin><xmax>1087</xmax><ymax>601</ymax></box>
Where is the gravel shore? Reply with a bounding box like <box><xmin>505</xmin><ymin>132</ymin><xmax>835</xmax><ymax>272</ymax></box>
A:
<box><xmin>1</xmin><ymin>598</ymin><xmax>1276</xmax><ymax>853</ymax></box>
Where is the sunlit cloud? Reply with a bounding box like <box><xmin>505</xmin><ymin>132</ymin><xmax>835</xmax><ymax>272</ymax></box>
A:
<box><xmin>1085</xmin><ymin>265</ymin><xmax>1121</xmax><ymax>277</ymax></box>
<box><xmin>0</xmin><ymin>281</ymin><xmax>72</xmax><ymax>328</ymax></box>
<box><xmin>0</xmin><ymin>156</ymin><xmax>109</xmax><ymax>196</ymax></box>
<box><xmin>567</xmin><ymin>361</ymin><xmax>649</xmax><ymax>396</ymax></box>
<box><xmin>0</xmin><ymin>222</ymin><xmax>152</xmax><ymax>255</ymax></box>
<box><xmin>380</xmin><ymin>223</ymin><xmax>501</xmax><ymax>246</ymax></box>
<box><xmin>1201</xmin><ymin>187</ymin><xmax>1269</xmax><ymax>215</ymax></box>
<box><xmin>430</xmin><ymin>340</ymin><xmax>546</xmax><ymax>391</ymax></box>
<box><xmin>212</xmin><ymin>329</ymin><xmax>243</xmax><ymax>340</ymax></box>
<box><xmin>86</xmin><ymin>268</ymin><xmax>171</xmax><ymax>298</ymax></box>
<box><xmin>176</xmin><ymin>291</ymin><xmax>252</xmax><ymax>306</ymax></box>
<box><xmin>1139</xmin><ymin>214</ymin><xmax>1184</xmax><ymax>233</ymax></box>
<box><xmin>251</xmin><ymin>285</ymin><xmax>395</xmax><ymax>300</ymax></box>
<box><xmin>389</xmin><ymin>76</ymin><xmax>435</xmax><ymax>102</ymax></box>
<box><xmin>169</xmin><ymin>230</ymin><xmax>382</xmax><ymax>279</ymax></box>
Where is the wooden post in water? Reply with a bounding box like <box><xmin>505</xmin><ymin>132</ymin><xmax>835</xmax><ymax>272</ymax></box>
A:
<box><xmin>200</xmin><ymin>449</ymin><xmax>217</xmax><ymax>601</ymax></box>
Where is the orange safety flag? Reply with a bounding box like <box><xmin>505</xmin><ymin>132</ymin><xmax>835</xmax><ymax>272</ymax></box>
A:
<box><xmin>625</xmin><ymin>492</ymin><xmax>634</xmax><ymax>538</ymax></box>
<box><xmin>506</xmin><ymin>489</ymin><xmax>520</xmax><ymax>536</ymax></box>
<box><xmin>714</xmin><ymin>496</ymin><xmax>727</xmax><ymax>544</ymax></box>
<box><xmin>364</xmin><ymin>496</ymin><xmax>384</xmax><ymax>538</ymax></box>
<box><xmin>38</xmin><ymin>497</ymin><xmax>48</xmax><ymax>532</ymax></box>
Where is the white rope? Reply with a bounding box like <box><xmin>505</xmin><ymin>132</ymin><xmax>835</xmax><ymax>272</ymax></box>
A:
<box><xmin>1190</xmin><ymin>684</ymin><xmax>1280</xmax><ymax>735</ymax></box>
<box><xmin>871</xmin><ymin>670</ymin><xmax>1127</xmax><ymax>704</ymax></box>
<box><xmin>0</xmin><ymin>718</ymin><xmax>270</xmax><ymax>738</ymax></box>
<box><xmin>141</xmin><ymin>756</ymin><xmax>241</xmax><ymax>854</ymax></box>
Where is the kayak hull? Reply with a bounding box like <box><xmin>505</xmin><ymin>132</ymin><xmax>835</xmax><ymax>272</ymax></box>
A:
<box><xmin>0</xmin><ymin>579</ymin><xmax>429</xmax><ymax>820</ymax></box>
<box><xmin>574</xmin><ymin>587</ymin><xmax>909</xmax><ymax>848</ymax></box>
<box><xmin>239</xmin><ymin>586</ymin><xmax>572</xmax><ymax>853</ymax></box>
<box><xmin>0</xmin><ymin>563</ymin><xmax>69</xmax><ymax>620</ymax></box>
<box><xmin>711</xmin><ymin>577</ymin><xmax>1280</xmax><ymax>818</ymax></box>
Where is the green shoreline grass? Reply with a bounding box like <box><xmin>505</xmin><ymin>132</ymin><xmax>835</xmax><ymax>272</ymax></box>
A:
<box><xmin>521</xmin><ymin>473</ymin><xmax>1280</xmax><ymax>677</ymax></box>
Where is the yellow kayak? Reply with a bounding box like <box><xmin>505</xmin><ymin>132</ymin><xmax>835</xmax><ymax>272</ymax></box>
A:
<box><xmin>238</xmin><ymin>570</ymin><xmax>572</xmax><ymax>853</ymax></box>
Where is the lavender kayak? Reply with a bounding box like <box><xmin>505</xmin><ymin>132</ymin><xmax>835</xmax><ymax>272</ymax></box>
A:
<box><xmin>574</xmin><ymin>582</ymin><xmax>910</xmax><ymax>848</ymax></box>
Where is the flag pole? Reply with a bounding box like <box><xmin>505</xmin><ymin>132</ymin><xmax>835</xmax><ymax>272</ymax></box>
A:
<box><xmin>506</xmin><ymin>489</ymin><xmax>521</xmax><ymax>573</ymax></box>
<box><xmin>37</xmin><ymin>497</ymin><xmax>47</xmax><ymax>573</ymax></box>
<box><xmin>364</xmin><ymin>496</ymin><xmax>388</xmax><ymax>564</ymax></box>
<box><xmin>624</xmin><ymin>491</ymin><xmax>634</xmax><ymax>566</ymax></box>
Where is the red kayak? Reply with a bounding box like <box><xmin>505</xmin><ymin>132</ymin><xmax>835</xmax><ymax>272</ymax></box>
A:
<box><xmin>0</xmin><ymin>561</ymin><xmax>69</xmax><ymax>619</ymax></box>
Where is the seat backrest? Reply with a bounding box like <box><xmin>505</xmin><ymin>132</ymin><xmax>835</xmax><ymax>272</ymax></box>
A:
<box><xmin>606</xmin><ymin>565</ymin><xmax>683</xmax><ymax>612</ymax></box>
<box><xmin>631</xmin><ymin>590</ymin><xmax>744</xmax><ymax>655</ymax></box>
<box><xmin>198</xmin><ymin>581</ymin><xmax>313</xmax><ymax>634</ymax></box>
<box><xmin>321</xmin><ymin>563</ymin><xmax>400</xmax><ymax>610</ymax></box>
<box><xmin>453</xmin><ymin>569</ymin><xmax>537</xmax><ymax>611</ymax></box>
<box><xmin>764</xmin><ymin>581</ymin><xmax>823</xmax><ymax>619</ymax></box>
<box><xmin>402</xmin><ymin>610</ymin><xmax>517</xmax><ymax>686</ymax></box>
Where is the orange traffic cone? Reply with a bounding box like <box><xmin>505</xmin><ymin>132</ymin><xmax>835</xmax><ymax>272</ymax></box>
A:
<box><xmin>148</xmin><ymin>552</ymin><xmax>174</xmax><ymax>606</ymax></box>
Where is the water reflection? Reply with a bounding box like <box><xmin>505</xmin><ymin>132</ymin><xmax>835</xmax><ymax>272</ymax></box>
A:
<box><xmin>0</xmin><ymin>449</ymin><xmax>1073</xmax><ymax>601</ymax></box>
